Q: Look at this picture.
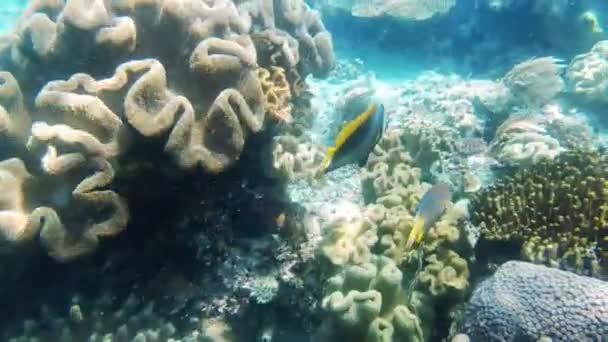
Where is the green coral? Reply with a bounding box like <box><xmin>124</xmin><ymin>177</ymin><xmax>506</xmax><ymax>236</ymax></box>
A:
<box><xmin>471</xmin><ymin>150</ymin><xmax>608</xmax><ymax>279</ymax></box>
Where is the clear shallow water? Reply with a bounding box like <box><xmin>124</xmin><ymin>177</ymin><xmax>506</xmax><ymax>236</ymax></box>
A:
<box><xmin>0</xmin><ymin>1</ymin><xmax>607</xmax><ymax>341</ymax></box>
<box><xmin>0</xmin><ymin>0</ymin><xmax>27</xmax><ymax>31</ymax></box>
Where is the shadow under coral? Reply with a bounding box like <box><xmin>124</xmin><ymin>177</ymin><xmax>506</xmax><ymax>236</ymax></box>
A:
<box><xmin>0</xmin><ymin>130</ymin><xmax>294</xmax><ymax>338</ymax></box>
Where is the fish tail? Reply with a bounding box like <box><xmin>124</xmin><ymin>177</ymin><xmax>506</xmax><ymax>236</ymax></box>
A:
<box><xmin>316</xmin><ymin>147</ymin><xmax>336</xmax><ymax>178</ymax></box>
<box><xmin>405</xmin><ymin>216</ymin><xmax>425</xmax><ymax>251</ymax></box>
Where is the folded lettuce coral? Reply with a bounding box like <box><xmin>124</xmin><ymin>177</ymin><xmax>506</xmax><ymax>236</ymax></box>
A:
<box><xmin>0</xmin><ymin>158</ymin><xmax>37</xmax><ymax>250</ymax></box>
<box><xmin>0</xmin><ymin>0</ymin><xmax>335</xmax><ymax>260</ymax></box>
<box><xmin>471</xmin><ymin>150</ymin><xmax>608</xmax><ymax>279</ymax></box>
<box><xmin>0</xmin><ymin>72</ymin><xmax>30</xmax><ymax>144</ymax></box>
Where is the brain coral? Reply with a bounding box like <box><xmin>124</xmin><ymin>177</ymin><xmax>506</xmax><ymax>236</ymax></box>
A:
<box><xmin>0</xmin><ymin>0</ymin><xmax>334</xmax><ymax>260</ymax></box>
<box><xmin>471</xmin><ymin>150</ymin><xmax>608</xmax><ymax>278</ymax></box>
<box><xmin>460</xmin><ymin>261</ymin><xmax>608</xmax><ymax>342</ymax></box>
<box><xmin>566</xmin><ymin>40</ymin><xmax>608</xmax><ymax>104</ymax></box>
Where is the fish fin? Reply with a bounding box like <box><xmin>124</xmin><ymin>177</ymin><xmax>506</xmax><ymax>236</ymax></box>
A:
<box><xmin>316</xmin><ymin>146</ymin><xmax>337</xmax><ymax>177</ymax></box>
<box><xmin>334</xmin><ymin>104</ymin><xmax>377</xmax><ymax>150</ymax></box>
<box><xmin>405</xmin><ymin>216</ymin><xmax>425</xmax><ymax>251</ymax></box>
<box><xmin>358</xmin><ymin>104</ymin><xmax>385</xmax><ymax>168</ymax></box>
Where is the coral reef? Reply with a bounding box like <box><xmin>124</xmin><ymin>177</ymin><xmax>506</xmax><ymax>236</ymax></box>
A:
<box><xmin>266</xmin><ymin>134</ymin><xmax>325</xmax><ymax>180</ymax></box>
<box><xmin>502</xmin><ymin>57</ymin><xmax>565</xmax><ymax>108</ymax></box>
<box><xmin>317</xmin><ymin>129</ymin><xmax>471</xmax><ymax>341</ymax></box>
<box><xmin>471</xmin><ymin>150</ymin><xmax>608</xmax><ymax>278</ymax></box>
<box><xmin>566</xmin><ymin>40</ymin><xmax>608</xmax><ymax>104</ymax></box>
<box><xmin>6</xmin><ymin>292</ymin><xmax>179</xmax><ymax>342</ymax></box>
<box><xmin>0</xmin><ymin>0</ymin><xmax>335</xmax><ymax>260</ymax></box>
<box><xmin>322</xmin><ymin>0</ymin><xmax>456</xmax><ymax>21</ymax></box>
<box><xmin>458</xmin><ymin>261</ymin><xmax>608</xmax><ymax>341</ymax></box>
<box><xmin>488</xmin><ymin>115</ymin><xmax>563</xmax><ymax>166</ymax></box>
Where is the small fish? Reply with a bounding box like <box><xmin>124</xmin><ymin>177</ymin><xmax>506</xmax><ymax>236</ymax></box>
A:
<box><xmin>402</xmin><ymin>183</ymin><xmax>452</xmax><ymax>252</ymax></box>
<box><xmin>275</xmin><ymin>212</ymin><xmax>286</xmax><ymax>228</ymax></box>
<box><xmin>457</xmin><ymin>137</ymin><xmax>487</xmax><ymax>155</ymax></box>
<box><xmin>316</xmin><ymin>103</ymin><xmax>385</xmax><ymax>176</ymax></box>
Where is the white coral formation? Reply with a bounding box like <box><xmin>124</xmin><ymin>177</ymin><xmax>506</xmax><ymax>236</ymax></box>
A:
<box><xmin>324</xmin><ymin>0</ymin><xmax>456</xmax><ymax>21</ymax></box>
<box><xmin>502</xmin><ymin>57</ymin><xmax>565</xmax><ymax>108</ymax></box>
<box><xmin>267</xmin><ymin>134</ymin><xmax>324</xmax><ymax>179</ymax></box>
<box><xmin>566</xmin><ymin>40</ymin><xmax>608</xmax><ymax>104</ymax></box>
<box><xmin>489</xmin><ymin>115</ymin><xmax>563</xmax><ymax>166</ymax></box>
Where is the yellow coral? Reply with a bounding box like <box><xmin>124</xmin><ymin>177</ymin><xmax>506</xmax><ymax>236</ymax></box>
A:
<box><xmin>256</xmin><ymin>66</ymin><xmax>293</xmax><ymax>123</ymax></box>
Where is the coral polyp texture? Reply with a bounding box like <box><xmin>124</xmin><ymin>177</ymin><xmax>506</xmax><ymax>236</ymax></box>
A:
<box><xmin>317</xmin><ymin>129</ymin><xmax>471</xmax><ymax>342</ymax></box>
<box><xmin>502</xmin><ymin>56</ymin><xmax>565</xmax><ymax>108</ymax></box>
<box><xmin>566</xmin><ymin>40</ymin><xmax>608</xmax><ymax>104</ymax></box>
<box><xmin>0</xmin><ymin>0</ymin><xmax>334</xmax><ymax>260</ymax></box>
<box><xmin>471</xmin><ymin>150</ymin><xmax>608</xmax><ymax>279</ymax></box>
<box><xmin>459</xmin><ymin>261</ymin><xmax>608</xmax><ymax>342</ymax></box>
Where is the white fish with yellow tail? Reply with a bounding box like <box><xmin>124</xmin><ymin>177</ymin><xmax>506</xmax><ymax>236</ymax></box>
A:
<box><xmin>316</xmin><ymin>103</ymin><xmax>385</xmax><ymax>176</ymax></box>
<box><xmin>401</xmin><ymin>183</ymin><xmax>452</xmax><ymax>253</ymax></box>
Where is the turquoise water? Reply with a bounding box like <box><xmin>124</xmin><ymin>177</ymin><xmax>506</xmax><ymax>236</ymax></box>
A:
<box><xmin>0</xmin><ymin>0</ymin><xmax>26</xmax><ymax>31</ymax></box>
<box><xmin>0</xmin><ymin>1</ymin><xmax>607</xmax><ymax>341</ymax></box>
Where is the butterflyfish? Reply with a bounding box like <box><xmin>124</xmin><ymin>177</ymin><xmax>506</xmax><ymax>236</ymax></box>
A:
<box><xmin>316</xmin><ymin>103</ymin><xmax>385</xmax><ymax>176</ymax></box>
<box><xmin>401</xmin><ymin>183</ymin><xmax>452</xmax><ymax>253</ymax></box>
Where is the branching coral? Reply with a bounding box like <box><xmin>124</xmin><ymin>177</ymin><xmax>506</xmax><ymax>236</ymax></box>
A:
<box><xmin>566</xmin><ymin>40</ymin><xmax>608</xmax><ymax>104</ymax></box>
<box><xmin>471</xmin><ymin>150</ymin><xmax>608</xmax><ymax>278</ymax></box>
<box><xmin>502</xmin><ymin>57</ymin><xmax>565</xmax><ymax>108</ymax></box>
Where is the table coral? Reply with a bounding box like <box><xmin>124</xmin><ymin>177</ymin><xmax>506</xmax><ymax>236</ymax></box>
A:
<box><xmin>459</xmin><ymin>261</ymin><xmax>608</xmax><ymax>341</ymax></box>
<box><xmin>566</xmin><ymin>40</ymin><xmax>608</xmax><ymax>104</ymax></box>
<box><xmin>471</xmin><ymin>150</ymin><xmax>608</xmax><ymax>278</ymax></box>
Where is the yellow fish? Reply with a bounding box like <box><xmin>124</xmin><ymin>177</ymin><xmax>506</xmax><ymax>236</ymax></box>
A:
<box><xmin>401</xmin><ymin>183</ymin><xmax>452</xmax><ymax>254</ymax></box>
<box><xmin>316</xmin><ymin>103</ymin><xmax>385</xmax><ymax>176</ymax></box>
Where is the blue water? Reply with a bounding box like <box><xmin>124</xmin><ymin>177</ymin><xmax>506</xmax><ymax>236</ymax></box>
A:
<box><xmin>0</xmin><ymin>0</ymin><xmax>27</xmax><ymax>31</ymax></box>
<box><xmin>0</xmin><ymin>1</ymin><xmax>607</xmax><ymax>341</ymax></box>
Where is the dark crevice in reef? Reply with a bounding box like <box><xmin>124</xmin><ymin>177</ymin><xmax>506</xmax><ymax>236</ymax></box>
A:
<box><xmin>0</xmin><ymin>129</ymin><xmax>291</xmax><ymax>338</ymax></box>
